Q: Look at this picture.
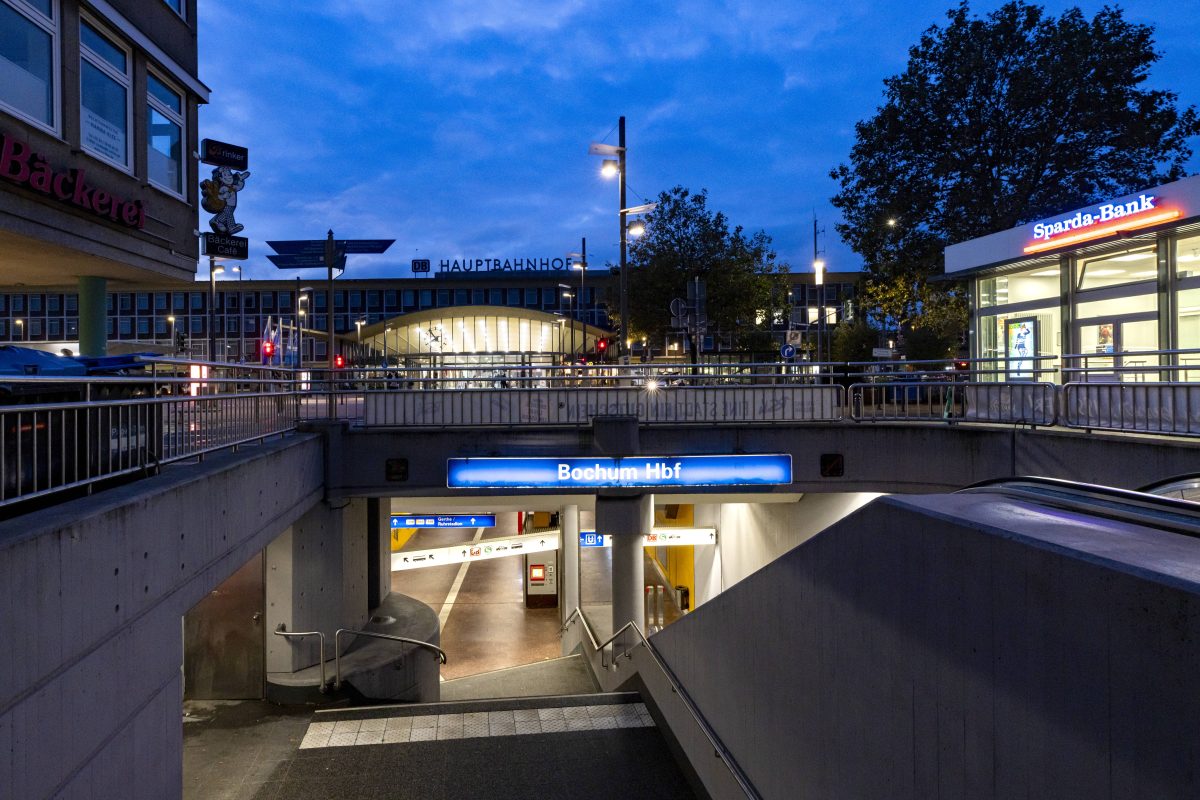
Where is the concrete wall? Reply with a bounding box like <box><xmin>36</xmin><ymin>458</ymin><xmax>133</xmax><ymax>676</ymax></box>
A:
<box><xmin>265</xmin><ymin>498</ymin><xmax>371</xmax><ymax>674</ymax></box>
<box><xmin>651</xmin><ymin>493</ymin><xmax>1200</xmax><ymax>799</ymax></box>
<box><xmin>0</xmin><ymin>435</ymin><xmax>323</xmax><ymax>800</ymax></box>
<box><xmin>324</xmin><ymin>423</ymin><xmax>1200</xmax><ymax>499</ymax></box>
<box><xmin>692</xmin><ymin>493</ymin><xmax>882</xmax><ymax>606</ymax></box>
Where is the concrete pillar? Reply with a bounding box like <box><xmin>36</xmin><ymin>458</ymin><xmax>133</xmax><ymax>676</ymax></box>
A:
<box><xmin>597</xmin><ymin>493</ymin><xmax>653</xmax><ymax>636</ymax></box>
<box><xmin>77</xmin><ymin>276</ymin><xmax>107</xmax><ymax>357</ymax></box>
<box><xmin>560</xmin><ymin>504</ymin><xmax>580</xmax><ymax>623</ymax></box>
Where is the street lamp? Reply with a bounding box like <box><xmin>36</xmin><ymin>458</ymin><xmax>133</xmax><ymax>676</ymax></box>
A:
<box><xmin>561</xmin><ymin>290</ymin><xmax>576</xmax><ymax>358</ymax></box>
<box><xmin>167</xmin><ymin>315</ymin><xmax>176</xmax><ymax>353</ymax></box>
<box><xmin>568</xmin><ymin>237</ymin><xmax>587</xmax><ymax>354</ymax></box>
<box><xmin>13</xmin><ymin>318</ymin><xmax>23</xmax><ymax>340</ymax></box>
<box><xmin>297</xmin><ymin>285</ymin><xmax>312</xmax><ymax>368</ymax></box>
<box><xmin>231</xmin><ymin>266</ymin><xmax>244</xmax><ymax>361</ymax></box>
<box><xmin>814</xmin><ymin>258</ymin><xmax>826</xmax><ymax>365</ymax></box>
<box><xmin>591</xmin><ymin>117</ymin><xmax>629</xmax><ymax>360</ymax></box>
<box><xmin>208</xmin><ymin>263</ymin><xmax>225</xmax><ymax>362</ymax></box>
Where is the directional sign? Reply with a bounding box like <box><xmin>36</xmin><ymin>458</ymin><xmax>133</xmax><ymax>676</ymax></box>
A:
<box><xmin>266</xmin><ymin>239</ymin><xmax>394</xmax><ymax>256</ymax></box>
<box><xmin>391</xmin><ymin>514</ymin><xmax>496</xmax><ymax>529</ymax></box>
<box><xmin>391</xmin><ymin>531</ymin><xmax>559</xmax><ymax>572</ymax></box>
<box><xmin>580</xmin><ymin>531</ymin><xmax>606</xmax><ymax>548</ymax></box>
<box><xmin>781</xmin><ymin>344</ymin><xmax>796</xmax><ymax>359</ymax></box>
<box><xmin>267</xmin><ymin>253</ymin><xmax>346</xmax><ymax>270</ymax></box>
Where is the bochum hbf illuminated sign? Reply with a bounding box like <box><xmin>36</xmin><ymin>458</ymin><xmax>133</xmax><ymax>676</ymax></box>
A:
<box><xmin>446</xmin><ymin>454</ymin><xmax>792</xmax><ymax>489</ymax></box>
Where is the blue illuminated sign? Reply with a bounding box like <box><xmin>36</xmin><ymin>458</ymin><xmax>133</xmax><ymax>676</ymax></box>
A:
<box><xmin>446</xmin><ymin>454</ymin><xmax>792</xmax><ymax>489</ymax></box>
<box><xmin>580</xmin><ymin>531</ymin><xmax>606</xmax><ymax>547</ymax></box>
<box><xmin>391</xmin><ymin>515</ymin><xmax>497</xmax><ymax>529</ymax></box>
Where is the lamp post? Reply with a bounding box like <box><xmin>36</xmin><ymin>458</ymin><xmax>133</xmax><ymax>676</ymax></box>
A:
<box><xmin>561</xmin><ymin>290</ymin><xmax>576</xmax><ymax>358</ymax></box>
<box><xmin>167</xmin><ymin>315</ymin><xmax>176</xmax><ymax>353</ymax></box>
<box><xmin>231</xmin><ymin>266</ymin><xmax>244</xmax><ymax>361</ymax></box>
<box><xmin>14</xmin><ymin>318</ymin><xmax>23</xmax><ymax>341</ymax></box>
<box><xmin>355</xmin><ymin>319</ymin><xmax>364</xmax><ymax>365</ymax></box>
<box><xmin>592</xmin><ymin>117</ymin><xmax>628</xmax><ymax>359</ymax></box>
<box><xmin>814</xmin><ymin>259</ymin><xmax>825</xmax><ymax>366</ymax></box>
<box><xmin>568</xmin><ymin>237</ymin><xmax>587</xmax><ymax>354</ymax></box>
<box><xmin>208</xmin><ymin>262</ymin><xmax>224</xmax><ymax>362</ymax></box>
<box><xmin>297</xmin><ymin>286</ymin><xmax>312</xmax><ymax>368</ymax></box>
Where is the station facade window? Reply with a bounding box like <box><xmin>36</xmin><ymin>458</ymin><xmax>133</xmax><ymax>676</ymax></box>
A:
<box><xmin>146</xmin><ymin>72</ymin><xmax>184</xmax><ymax>195</ymax></box>
<box><xmin>0</xmin><ymin>0</ymin><xmax>57</xmax><ymax>131</ymax></box>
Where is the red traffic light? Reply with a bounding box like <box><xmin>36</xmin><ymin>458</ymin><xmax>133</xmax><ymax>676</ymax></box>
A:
<box><xmin>596</xmin><ymin>338</ymin><xmax>608</xmax><ymax>352</ymax></box>
<box><xmin>334</xmin><ymin>354</ymin><xmax>346</xmax><ymax>368</ymax></box>
<box><xmin>262</xmin><ymin>341</ymin><xmax>275</xmax><ymax>357</ymax></box>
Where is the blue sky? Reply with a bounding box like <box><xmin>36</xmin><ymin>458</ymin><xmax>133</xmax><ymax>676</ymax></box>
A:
<box><xmin>196</xmin><ymin>1</ymin><xmax>1200</xmax><ymax>282</ymax></box>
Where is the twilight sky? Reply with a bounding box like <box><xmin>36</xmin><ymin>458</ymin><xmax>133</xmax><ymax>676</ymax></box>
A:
<box><xmin>196</xmin><ymin>1</ymin><xmax>1200</xmax><ymax>282</ymax></box>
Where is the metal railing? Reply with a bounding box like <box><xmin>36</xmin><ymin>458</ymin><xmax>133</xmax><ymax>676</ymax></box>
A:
<box><xmin>562</xmin><ymin>608</ymin><xmax>759</xmax><ymax>799</ymax></box>
<box><xmin>0</xmin><ymin>358</ymin><xmax>299</xmax><ymax>510</ymax></box>
<box><xmin>6</xmin><ymin>350</ymin><xmax>1200</xmax><ymax>510</ymax></box>
<box><xmin>333</xmin><ymin>628</ymin><xmax>446</xmax><ymax>690</ymax></box>
<box><xmin>273</xmin><ymin>624</ymin><xmax>327</xmax><ymax>692</ymax></box>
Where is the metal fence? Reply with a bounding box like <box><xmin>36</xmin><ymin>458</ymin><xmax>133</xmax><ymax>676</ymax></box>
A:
<box><xmin>6</xmin><ymin>350</ymin><xmax>1200</xmax><ymax>509</ymax></box>
<box><xmin>0</xmin><ymin>359</ymin><xmax>297</xmax><ymax>510</ymax></box>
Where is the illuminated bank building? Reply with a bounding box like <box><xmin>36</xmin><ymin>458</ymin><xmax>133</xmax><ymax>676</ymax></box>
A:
<box><xmin>945</xmin><ymin>175</ymin><xmax>1200</xmax><ymax>377</ymax></box>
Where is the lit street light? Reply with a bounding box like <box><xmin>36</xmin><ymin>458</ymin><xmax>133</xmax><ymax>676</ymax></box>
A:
<box><xmin>14</xmin><ymin>318</ymin><xmax>23</xmax><ymax>340</ymax></box>
<box><xmin>591</xmin><ymin>118</ymin><xmax>629</xmax><ymax>360</ymax></box>
<box><xmin>167</xmin><ymin>315</ymin><xmax>176</xmax><ymax>353</ymax></box>
<box><xmin>208</xmin><ymin>263</ymin><xmax>225</xmax><ymax>362</ymax></box>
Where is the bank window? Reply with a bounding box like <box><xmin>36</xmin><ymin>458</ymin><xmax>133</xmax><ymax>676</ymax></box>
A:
<box><xmin>80</xmin><ymin>18</ymin><xmax>131</xmax><ymax>169</ymax></box>
<box><xmin>979</xmin><ymin>265</ymin><xmax>1060</xmax><ymax>308</ymax></box>
<box><xmin>1177</xmin><ymin>287</ymin><xmax>1200</xmax><ymax>355</ymax></box>
<box><xmin>1076</xmin><ymin>248</ymin><xmax>1156</xmax><ymax>291</ymax></box>
<box><xmin>1176</xmin><ymin>234</ymin><xmax>1200</xmax><ymax>281</ymax></box>
<box><xmin>0</xmin><ymin>0</ymin><xmax>57</xmax><ymax>130</ymax></box>
<box><xmin>147</xmin><ymin>72</ymin><xmax>184</xmax><ymax>195</ymax></box>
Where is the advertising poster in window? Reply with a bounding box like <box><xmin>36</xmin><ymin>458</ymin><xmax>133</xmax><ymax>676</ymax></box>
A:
<box><xmin>1006</xmin><ymin>317</ymin><xmax>1038</xmax><ymax>380</ymax></box>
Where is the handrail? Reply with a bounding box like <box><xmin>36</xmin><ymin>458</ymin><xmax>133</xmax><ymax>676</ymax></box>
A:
<box><xmin>565</xmin><ymin>612</ymin><xmax>760</xmax><ymax>800</ymax></box>
<box><xmin>333</xmin><ymin>628</ymin><xmax>447</xmax><ymax>690</ymax></box>
<box><xmin>273</xmin><ymin>624</ymin><xmax>327</xmax><ymax>692</ymax></box>
<box><xmin>958</xmin><ymin>476</ymin><xmax>1200</xmax><ymax>539</ymax></box>
<box><xmin>560</xmin><ymin>607</ymin><xmax>601</xmax><ymax>653</ymax></box>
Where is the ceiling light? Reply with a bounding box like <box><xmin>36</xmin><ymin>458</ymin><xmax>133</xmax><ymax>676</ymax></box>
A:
<box><xmin>1029</xmin><ymin>269</ymin><xmax>1060</xmax><ymax>277</ymax></box>
<box><xmin>1111</xmin><ymin>252</ymin><xmax>1154</xmax><ymax>262</ymax></box>
<box><xmin>1086</xmin><ymin>269</ymin><xmax>1125</xmax><ymax>276</ymax></box>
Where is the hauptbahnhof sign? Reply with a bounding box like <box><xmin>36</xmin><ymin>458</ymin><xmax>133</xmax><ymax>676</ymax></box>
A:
<box><xmin>446</xmin><ymin>454</ymin><xmax>792</xmax><ymax>489</ymax></box>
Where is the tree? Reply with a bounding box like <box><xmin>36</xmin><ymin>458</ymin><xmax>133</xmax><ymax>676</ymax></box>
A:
<box><xmin>626</xmin><ymin>187</ymin><xmax>788</xmax><ymax>360</ymax></box>
<box><xmin>831</xmin><ymin>1</ymin><xmax>1199</xmax><ymax>336</ymax></box>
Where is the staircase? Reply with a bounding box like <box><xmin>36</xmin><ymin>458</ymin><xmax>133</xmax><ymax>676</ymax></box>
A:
<box><xmin>278</xmin><ymin>692</ymin><xmax>699</xmax><ymax>798</ymax></box>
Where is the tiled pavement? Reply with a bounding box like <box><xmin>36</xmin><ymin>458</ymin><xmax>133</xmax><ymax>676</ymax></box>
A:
<box><xmin>299</xmin><ymin>702</ymin><xmax>655</xmax><ymax>749</ymax></box>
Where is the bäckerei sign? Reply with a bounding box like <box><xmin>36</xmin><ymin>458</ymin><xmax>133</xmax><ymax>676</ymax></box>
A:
<box><xmin>0</xmin><ymin>132</ymin><xmax>145</xmax><ymax>229</ymax></box>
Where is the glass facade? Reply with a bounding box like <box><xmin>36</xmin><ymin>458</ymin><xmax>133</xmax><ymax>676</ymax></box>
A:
<box><xmin>0</xmin><ymin>0</ymin><xmax>55</xmax><ymax>129</ymax></box>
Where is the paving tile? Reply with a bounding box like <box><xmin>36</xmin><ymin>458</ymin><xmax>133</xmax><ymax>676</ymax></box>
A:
<box><xmin>327</xmin><ymin>732</ymin><xmax>357</xmax><ymax>747</ymax></box>
<box><xmin>514</xmin><ymin>720</ymin><xmax>542</xmax><ymax>735</ymax></box>
<box><xmin>438</xmin><ymin>713</ymin><xmax>464</xmax><ymax>726</ymax></box>
<box><xmin>512</xmin><ymin>709</ymin><xmax>540</xmax><ymax>722</ymax></box>
<box><xmin>463</xmin><ymin>711</ymin><xmax>489</xmax><ymax>726</ymax></box>
<box><xmin>331</xmin><ymin>720</ymin><xmax>360</xmax><ymax>735</ymax></box>
<box><xmin>537</xmin><ymin>707</ymin><xmax>566</xmax><ymax>721</ymax></box>
<box><xmin>298</xmin><ymin>730</ymin><xmax>330</xmax><ymax>750</ymax></box>
<box><xmin>307</xmin><ymin>722</ymin><xmax>336</xmax><ymax>735</ymax></box>
<box><xmin>463</xmin><ymin>718</ymin><xmax>489</xmax><ymax>738</ymax></box>
<box><xmin>489</xmin><ymin>722</ymin><xmax>517</xmax><ymax>737</ymax></box>
<box><xmin>567</xmin><ymin>718</ymin><xmax>595</xmax><ymax>731</ymax></box>
<box><xmin>586</xmin><ymin>704</ymin><xmax>617</xmax><ymax>718</ymax></box>
<box><xmin>562</xmin><ymin>706</ymin><xmax>590</xmax><ymax>720</ymax></box>
<box><xmin>409</xmin><ymin>727</ymin><xmax>437</xmax><ymax>742</ymax></box>
<box><xmin>436</xmin><ymin>726</ymin><xmax>464</xmax><ymax>741</ymax></box>
<box><xmin>410</xmin><ymin>715</ymin><xmax>438</xmax><ymax>729</ymax></box>
<box><xmin>358</xmin><ymin>718</ymin><xmax>386</xmax><ymax>732</ymax></box>
<box><xmin>355</xmin><ymin>729</ymin><xmax>384</xmax><ymax>745</ymax></box>
<box><xmin>540</xmin><ymin>719</ymin><xmax>568</xmax><ymax>733</ymax></box>
<box><xmin>382</xmin><ymin>727</ymin><xmax>412</xmax><ymax>744</ymax></box>
<box><xmin>488</xmin><ymin>710</ymin><xmax>515</xmax><ymax>724</ymax></box>
<box><xmin>384</xmin><ymin>716</ymin><xmax>413</xmax><ymax>732</ymax></box>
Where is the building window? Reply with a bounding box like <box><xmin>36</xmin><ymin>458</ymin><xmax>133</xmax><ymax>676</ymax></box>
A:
<box><xmin>454</xmin><ymin>289</ymin><xmax>468</xmax><ymax>306</ymax></box>
<box><xmin>507</xmin><ymin>289</ymin><xmax>520</xmax><ymax>306</ymax></box>
<box><xmin>980</xmin><ymin>265</ymin><xmax>1060</xmax><ymax>308</ymax></box>
<box><xmin>146</xmin><ymin>72</ymin><xmax>184</xmax><ymax>195</ymax></box>
<box><xmin>162</xmin><ymin>0</ymin><xmax>183</xmax><ymax>18</ymax></box>
<box><xmin>1076</xmin><ymin>248</ymin><xmax>1157</xmax><ymax>291</ymax></box>
<box><xmin>420</xmin><ymin>290</ymin><xmax>432</xmax><ymax>308</ymax></box>
<box><xmin>79</xmin><ymin>18</ymin><xmax>131</xmax><ymax>169</ymax></box>
<box><xmin>401</xmin><ymin>290</ymin><xmax>414</xmax><ymax>309</ymax></box>
<box><xmin>0</xmin><ymin>0</ymin><xmax>56</xmax><ymax>130</ymax></box>
<box><xmin>472</xmin><ymin>289</ymin><xmax>484</xmax><ymax>305</ymax></box>
<box><xmin>383</xmin><ymin>290</ymin><xmax>397</xmax><ymax>309</ymax></box>
<box><xmin>136</xmin><ymin>292</ymin><xmax>149</xmax><ymax>311</ymax></box>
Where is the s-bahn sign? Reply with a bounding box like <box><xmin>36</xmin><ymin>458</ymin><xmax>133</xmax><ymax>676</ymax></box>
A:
<box><xmin>446</xmin><ymin>454</ymin><xmax>793</xmax><ymax>489</ymax></box>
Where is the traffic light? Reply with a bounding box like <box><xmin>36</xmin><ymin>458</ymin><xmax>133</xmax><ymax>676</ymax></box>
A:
<box><xmin>334</xmin><ymin>353</ymin><xmax>346</xmax><ymax>369</ymax></box>
<box><xmin>596</xmin><ymin>337</ymin><xmax>608</xmax><ymax>360</ymax></box>
<box><xmin>261</xmin><ymin>340</ymin><xmax>275</xmax><ymax>364</ymax></box>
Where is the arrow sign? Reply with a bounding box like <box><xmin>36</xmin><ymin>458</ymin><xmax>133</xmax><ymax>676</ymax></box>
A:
<box><xmin>267</xmin><ymin>253</ymin><xmax>346</xmax><ymax>270</ymax></box>
<box><xmin>266</xmin><ymin>239</ymin><xmax>394</xmax><ymax>255</ymax></box>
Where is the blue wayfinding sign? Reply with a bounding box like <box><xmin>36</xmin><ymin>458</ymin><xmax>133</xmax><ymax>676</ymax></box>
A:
<box><xmin>580</xmin><ymin>531</ymin><xmax>606</xmax><ymax>547</ymax></box>
<box><xmin>446</xmin><ymin>454</ymin><xmax>792</xmax><ymax>489</ymax></box>
<box><xmin>391</xmin><ymin>515</ymin><xmax>497</xmax><ymax>529</ymax></box>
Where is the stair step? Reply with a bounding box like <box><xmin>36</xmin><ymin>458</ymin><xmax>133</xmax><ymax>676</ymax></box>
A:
<box><xmin>313</xmin><ymin>691</ymin><xmax>642</xmax><ymax>723</ymax></box>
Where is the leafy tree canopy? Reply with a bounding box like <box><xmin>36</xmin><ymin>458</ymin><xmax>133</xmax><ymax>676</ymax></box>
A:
<box><xmin>627</xmin><ymin>187</ymin><xmax>787</xmax><ymax>356</ymax></box>
<box><xmin>831</xmin><ymin>0</ymin><xmax>1199</xmax><ymax>326</ymax></box>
